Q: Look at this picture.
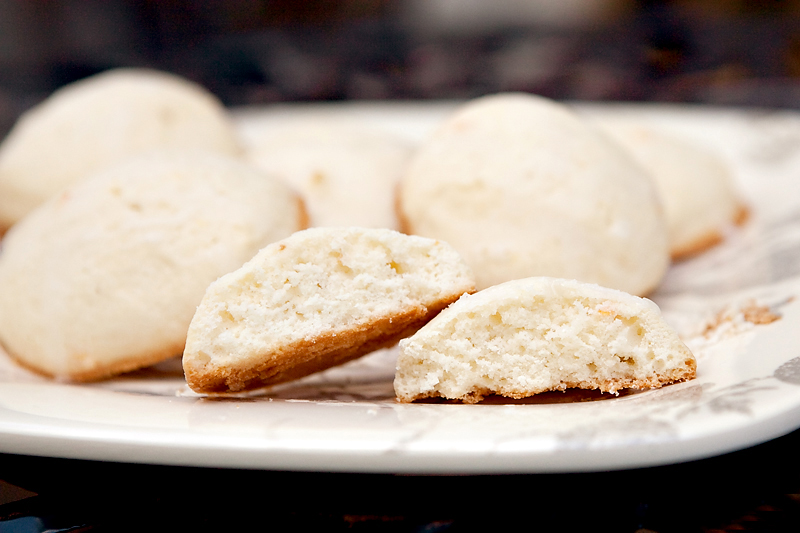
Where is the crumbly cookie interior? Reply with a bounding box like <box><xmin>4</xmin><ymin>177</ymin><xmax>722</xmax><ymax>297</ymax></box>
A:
<box><xmin>395</xmin><ymin>284</ymin><xmax>695</xmax><ymax>403</ymax></box>
<box><xmin>184</xmin><ymin>228</ymin><xmax>475</xmax><ymax>393</ymax></box>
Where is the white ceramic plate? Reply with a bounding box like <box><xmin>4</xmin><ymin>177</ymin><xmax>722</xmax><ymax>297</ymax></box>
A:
<box><xmin>1</xmin><ymin>102</ymin><xmax>800</xmax><ymax>474</ymax></box>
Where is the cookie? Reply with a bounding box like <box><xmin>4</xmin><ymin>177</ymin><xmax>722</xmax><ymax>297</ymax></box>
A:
<box><xmin>0</xmin><ymin>68</ymin><xmax>241</xmax><ymax>232</ymax></box>
<box><xmin>394</xmin><ymin>277</ymin><xmax>696</xmax><ymax>403</ymax></box>
<box><xmin>595</xmin><ymin>119</ymin><xmax>748</xmax><ymax>259</ymax></box>
<box><xmin>0</xmin><ymin>152</ymin><xmax>305</xmax><ymax>381</ymax></box>
<box><xmin>397</xmin><ymin>93</ymin><xmax>669</xmax><ymax>295</ymax></box>
<box><xmin>183</xmin><ymin>227</ymin><xmax>476</xmax><ymax>393</ymax></box>
<box><xmin>245</xmin><ymin>123</ymin><xmax>413</xmax><ymax>229</ymax></box>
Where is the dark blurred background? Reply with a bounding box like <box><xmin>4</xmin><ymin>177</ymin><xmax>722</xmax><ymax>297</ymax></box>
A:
<box><xmin>0</xmin><ymin>0</ymin><xmax>799</xmax><ymax>137</ymax></box>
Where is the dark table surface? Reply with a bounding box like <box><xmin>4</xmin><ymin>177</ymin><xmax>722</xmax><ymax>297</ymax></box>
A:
<box><xmin>2</xmin><ymin>425</ymin><xmax>800</xmax><ymax>532</ymax></box>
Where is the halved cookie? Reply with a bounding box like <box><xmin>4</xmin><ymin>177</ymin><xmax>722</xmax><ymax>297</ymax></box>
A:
<box><xmin>183</xmin><ymin>227</ymin><xmax>476</xmax><ymax>393</ymax></box>
<box><xmin>394</xmin><ymin>277</ymin><xmax>696</xmax><ymax>403</ymax></box>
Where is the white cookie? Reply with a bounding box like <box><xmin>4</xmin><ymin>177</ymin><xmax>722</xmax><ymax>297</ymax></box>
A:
<box><xmin>397</xmin><ymin>93</ymin><xmax>669</xmax><ymax>295</ymax></box>
<box><xmin>595</xmin><ymin>120</ymin><xmax>748</xmax><ymax>259</ymax></box>
<box><xmin>183</xmin><ymin>227</ymin><xmax>476</xmax><ymax>393</ymax></box>
<box><xmin>394</xmin><ymin>277</ymin><xmax>696</xmax><ymax>403</ymax></box>
<box><xmin>0</xmin><ymin>152</ymin><xmax>306</xmax><ymax>381</ymax></box>
<box><xmin>245</xmin><ymin>123</ymin><xmax>413</xmax><ymax>229</ymax></box>
<box><xmin>0</xmin><ymin>68</ymin><xmax>241</xmax><ymax>231</ymax></box>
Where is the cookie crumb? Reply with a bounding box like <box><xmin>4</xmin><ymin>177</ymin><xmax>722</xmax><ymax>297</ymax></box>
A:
<box><xmin>741</xmin><ymin>301</ymin><xmax>781</xmax><ymax>325</ymax></box>
<box><xmin>701</xmin><ymin>298</ymin><xmax>784</xmax><ymax>341</ymax></box>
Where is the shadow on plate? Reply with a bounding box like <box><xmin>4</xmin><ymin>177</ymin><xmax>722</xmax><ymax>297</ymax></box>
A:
<box><xmin>414</xmin><ymin>388</ymin><xmax>640</xmax><ymax>405</ymax></box>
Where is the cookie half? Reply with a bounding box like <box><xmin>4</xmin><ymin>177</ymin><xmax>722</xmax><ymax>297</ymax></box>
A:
<box><xmin>394</xmin><ymin>277</ymin><xmax>696</xmax><ymax>403</ymax></box>
<box><xmin>183</xmin><ymin>227</ymin><xmax>476</xmax><ymax>393</ymax></box>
